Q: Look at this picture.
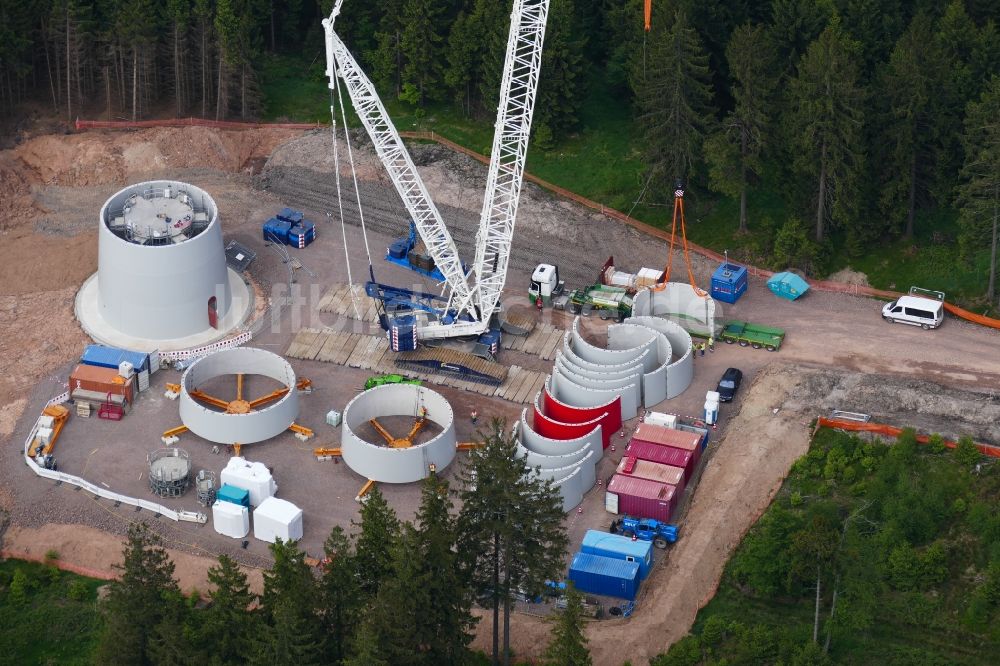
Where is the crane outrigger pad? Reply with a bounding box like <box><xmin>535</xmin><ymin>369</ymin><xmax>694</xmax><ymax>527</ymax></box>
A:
<box><xmin>395</xmin><ymin>347</ymin><xmax>508</xmax><ymax>386</ymax></box>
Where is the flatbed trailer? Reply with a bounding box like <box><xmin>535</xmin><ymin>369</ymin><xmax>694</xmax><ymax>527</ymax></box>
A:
<box><xmin>720</xmin><ymin>320</ymin><xmax>785</xmax><ymax>351</ymax></box>
<box><xmin>568</xmin><ymin>284</ymin><xmax>633</xmax><ymax>320</ymax></box>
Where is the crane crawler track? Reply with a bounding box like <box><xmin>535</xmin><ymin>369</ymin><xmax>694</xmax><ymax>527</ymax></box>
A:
<box><xmin>394</xmin><ymin>347</ymin><xmax>508</xmax><ymax>386</ymax></box>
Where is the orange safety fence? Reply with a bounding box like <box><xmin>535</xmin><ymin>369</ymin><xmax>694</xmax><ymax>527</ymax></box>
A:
<box><xmin>73</xmin><ymin>119</ymin><xmax>1000</xmax><ymax>330</ymax></box>
<box><xmin>943</xmin><ymin>301</ymin><xmax>1000</xmax><ymax>330</ymax></box>
<box><xmin>817</xmin><ymin>418</ymin><xmax>1000</xmax><ymax>458</ymax></box>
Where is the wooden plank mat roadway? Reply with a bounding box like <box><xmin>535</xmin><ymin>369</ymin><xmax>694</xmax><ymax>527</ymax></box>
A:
<box><xmin>317</xmin><ymin>285</ymin><xmax>564</xmax><ymax>361</ymax></box>
<box><xmin>286</xmin><ymin>328</ymin><xmax>548</xmax><ymax>404</ymax></box>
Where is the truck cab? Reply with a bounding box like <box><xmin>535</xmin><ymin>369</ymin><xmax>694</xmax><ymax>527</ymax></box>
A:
<box><xmin>529</xmin><ymin>264</ymin><xmax>564</xmax><ymax>305</ymax></box>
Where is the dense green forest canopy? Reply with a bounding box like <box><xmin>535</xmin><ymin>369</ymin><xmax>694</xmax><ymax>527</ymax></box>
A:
<box><xmin>2</xmin><ymin>0</ymin><xmax>999</xmax><ymax>304</ymax></box>
<box><xmin>656</xmin><ymin>427</ymin><xmax>1000</xmax><ymax>665</ymax></box>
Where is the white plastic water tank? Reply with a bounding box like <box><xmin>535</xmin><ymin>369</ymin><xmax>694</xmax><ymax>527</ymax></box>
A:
<box><xmin>220</xmin><ymin>457</ymin><xmax>277</xmax><ymax>506</ymax></box>
<box><xmin>212</xmin><ymin>500</ymin><xmax>249</xmax><ymax>539</ymax></box>
<box><xmin>253</xmin><ymin>497</ymin><xmax>303</xmax><ymax>543</ymax></box>
<box><xmin>119</xmin><ymin>361</ymin><xmax>134</xmax><ymax>378</ymax></box>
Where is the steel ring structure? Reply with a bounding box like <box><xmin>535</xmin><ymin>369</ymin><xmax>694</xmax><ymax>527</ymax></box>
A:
<box><xmin>341</xmin><ymin>384</ymin><xmax>456</xmax><ymax>483</ymax></box>
<box><xmin>179</xmin><ymin>347</ymin><xmax>299</xmax><ymax>445</ymax></box>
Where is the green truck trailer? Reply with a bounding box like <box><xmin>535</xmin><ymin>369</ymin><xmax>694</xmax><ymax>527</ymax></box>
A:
<box><xmin>720</xmin><ymin>321</ymin><xmax>785</xmax><ymax>351</ymax></box>
<box><xmin>565</xmin><ymin>284</ymin><xmax>634</xmax><ymax>320</ymax></box>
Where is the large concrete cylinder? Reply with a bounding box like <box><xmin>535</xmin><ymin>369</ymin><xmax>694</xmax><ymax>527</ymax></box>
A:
<box><xmin>96</xmin><ymin>181</ymin><xmax>232</xmax><ymax>340</ymax></box>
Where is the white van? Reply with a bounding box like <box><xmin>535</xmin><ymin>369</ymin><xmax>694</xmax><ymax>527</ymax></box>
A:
<box><xmin>882</xmin><ymin>288</ymin><xmax>944</xmax><ymax>330</ymax></box>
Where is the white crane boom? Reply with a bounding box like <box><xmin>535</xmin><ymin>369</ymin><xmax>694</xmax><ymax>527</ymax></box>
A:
<box><xmin>322</xmin><ymin>11</ymin><xmax>475</xmax><ymax>321</ymax></box>
<box><xmin>472</xmin><ymin>0</ymin><xmax>551</xmax><ymax>319</ymax></box>
<box><xmin>323</xmin><ymin>0</ymin><xmax>550</xmax><ymax>343</ymax></box>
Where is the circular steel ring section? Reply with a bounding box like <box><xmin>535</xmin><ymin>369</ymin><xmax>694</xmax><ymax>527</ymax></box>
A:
<box><xmin>179</xmin><ymin>347</ymin><xmax>299</xmax><ymax>445</ymax></box>
<box><xmin>341</xmin><ymin>384</ymin><xmax>456</xmax><ymax>483</ymax></box>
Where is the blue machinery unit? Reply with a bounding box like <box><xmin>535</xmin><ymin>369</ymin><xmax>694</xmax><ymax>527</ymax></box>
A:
<box><xmin>385</xmin><ymin>221</ymin><xmax>464</xmax><ymax>283</ymax></box>
<box><xmin>710</xmin><ymin>262</ymin><xmax>748</xmax><ymax>304</ymax></box>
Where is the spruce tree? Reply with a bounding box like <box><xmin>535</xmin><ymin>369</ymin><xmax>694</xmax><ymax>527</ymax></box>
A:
<box><xmin>412</xmin><ymin>474</ymin><xmax>476</xmax><ymax>663</ymax></box>
<box><xmin>199</xmin><ymin>554</ymin><xmax>258</xmax><ymax>664</ymax></box>
<box><xmin>956</xmin><ymin>76</ymin><xmax>1000</xmax><ymax>305</ymax></box>
<box><xmin>352</xmin><ymin>485</ymin><xmax>400</xmax><ymax>603</ymax></box>
<box><xmin>400</xmin><ymin>0</ymin><xmax>446</xmax><ymax>106</ymax></box>
<box><xmin>96</xmin><ymin>523</ymin><xmax>181</xmax><ymax>665</ymax></box>
<box><xmin>457</xmin><ymin>418</ymin><xmax>568</xmax><ymax>666</ymax></box>
<box><xmin>255</xmin><ymin>539</ymin><xmax>324</xmax><ymax>663</ymax></box>
<box><xmin>319</xmin><ymin>526</ymin><xmax>360</xmax><ymax>663</ymax></box>
<box><xmin>250</xmin><ymin>597</ymin><xmax>323</xmax><ymax>666</ymax></box>
<box><xmin>704</xmin><ymin>23</ymin><xmax>777</xmax><ymax>233</ymax></box>
<box><xmin>532</xmin><ymin>0</ymin><xmax>587</xmax><ymax>150</ymax></box>
<box><xmin>445</xmin><ymin>9</ymin><xmax>483</xmax><ymax>117</ymax></box>
<box><xmin>631</xmin><ymin>6</ymin><xmax>715</xmax><ymax>188</ymax></box>
<box><xmin>788</xmin><ymin>20</ymin><xmax>865</xmax><ymax>243</ymax></box>
<box><xmin>544</xmin><ymin>583</ymin><xmax>592</xmax><ymax>666</ymax></box>
<box><xmin>879</xmin><ymin>13</ymin><xmax>946</xmax><ymax>239</ymax></box>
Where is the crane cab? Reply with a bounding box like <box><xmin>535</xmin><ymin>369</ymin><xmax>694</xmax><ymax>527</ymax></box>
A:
<box><xmin>529</xmin><ymin>264</ymin><xmax>564</xmax><ymax>305</ymax></box>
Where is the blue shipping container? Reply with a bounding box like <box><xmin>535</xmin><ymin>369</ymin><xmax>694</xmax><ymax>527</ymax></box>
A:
<box><xmin>580</xmin><ymin>530</ymin><xmax>653</xmax><ymax>580</ymax></box>
<box><xmin>81</xmin><ymin>345</ymin><xmax>149</xmax><ymax>373</ymax></box>
<box><xmin>277</xmin><ymin>207</ymin><xmax>304</xmax><ymax>225</ymax></box>
<box><xmin>568</xmin><ymin>552</ymin><xmax>640</xmax><ymax>600</ymax></box>
<box><xmin>710</xmin><ymin>262</ymin><xmax>748</xmax><ymax>304</ymax></box>
<box><xmin>263</xmin><ymin>218</ymin><xmax>292</xmax><ymax>244</ymax></box>
<box><xmin>217</xmin><ymin>484</ymin><xmax>250</xmax><ymax>508</ymax></box>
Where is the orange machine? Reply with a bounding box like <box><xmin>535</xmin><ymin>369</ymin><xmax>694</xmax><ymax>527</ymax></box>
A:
<box><xmin>28</xmin><ymin>404</ymin><xmax>70</xmax><ymax>460</ymax></box>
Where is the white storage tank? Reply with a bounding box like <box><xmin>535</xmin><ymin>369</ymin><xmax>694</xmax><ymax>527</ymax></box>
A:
<box><xmin>118</xmin><ymin>361</ymin><xmax>134</xmax><ymax>378</ymax></box>
<box><xmin>212</xmin><ymin>500</ymin><xmax>250</xmax><ymax>539</ymax></box>
<box><xmin>75</xmin><ymin>180</ymin><xmax>252</xmax><ymax>351</ymax></box>
<box><xmin>220</xmin><ymin>457</ymin><xmax>277</xmax><ymax>507</ymax></box>
<box><xmin>253</xmin><ymin>497</ymin><xmax>304</xmax><ymax>543</ymax></box>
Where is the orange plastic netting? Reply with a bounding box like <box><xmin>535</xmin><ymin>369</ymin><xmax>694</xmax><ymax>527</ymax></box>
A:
<box><xmin>817</xmin><ymin>418</ymin><xmax>999</xmax><ymax>458</ymax></box>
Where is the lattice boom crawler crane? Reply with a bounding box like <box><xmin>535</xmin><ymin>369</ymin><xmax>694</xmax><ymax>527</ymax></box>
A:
<box><xmin>322</xmin><ymin>0</ymin><xmax>551</xmax><ymax>384</ymax></box>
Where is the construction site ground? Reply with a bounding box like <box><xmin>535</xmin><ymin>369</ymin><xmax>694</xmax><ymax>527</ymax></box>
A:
<box><xmin>1</xmin><ymin>126</ymin><xmax>999</xmax><ymax>665</ymax></box>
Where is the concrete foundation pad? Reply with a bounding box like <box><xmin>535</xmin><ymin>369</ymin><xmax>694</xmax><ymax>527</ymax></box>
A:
<box><xmin>75</xmin><ymin>268</ymin><xmax>253</xmax><ymax>353</ymax></box>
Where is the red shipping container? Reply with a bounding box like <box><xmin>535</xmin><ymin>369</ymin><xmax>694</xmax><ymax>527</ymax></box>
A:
<box><xmin>632</xmin><ymin>423</ymin><xmax>702</xmax><ymax>466</ymax></box>
<box><xmin>625</xmin><ymin>439</ymin><xmax>695</xmax><ymax>478</ymax></box>
<box><xmin>616</xmin><ymin>457</ymin><xmax>686</xmax><ymax>497</ymax></box>
<box><xmin>605</xmin><ymin>473</ymin><xmax>675</xmax><ymax>522</ymax></box>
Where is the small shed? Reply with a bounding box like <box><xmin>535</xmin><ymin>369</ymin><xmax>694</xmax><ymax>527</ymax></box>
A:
<box><xmin>710</xmin><ymin>262</ymin><xmax>748</xmax><ymax>304</ymax></box>
<box><xmin>767</xmin><ymin>271</ymin><xmax>810</xmax><ymax>301</ymax></box>
<box><xmin>212</xmin><ymin>500</ymin><xmax>249</xmax><ymax>539</ymax></box>
<box><xmin>624</xmin><ymin>440</ymin><xmax>694</xmax><ymax>478</ymax></box>
<box><xmin>216</xmin><ymin>484</ymin><xmax>250</xmax><ymax>508</ymax></box>
<box><xmin>581</xmin><ymin>530</ymin><xmax>653</xmax><ymax>580</ymax></box>
<box><xmin>568</xmin><ymin>552</ymin><xmax>640</xmax><ymax>600</ymax></box>
<box><xmin>605</xmin><ymin>473</ymin><xmax>676</xmax><ymax>522</ymax></box>
<box><xmin>253</xmin><ymin>497</ymin><xmax>304</xmax><ymax>544</ymax></box>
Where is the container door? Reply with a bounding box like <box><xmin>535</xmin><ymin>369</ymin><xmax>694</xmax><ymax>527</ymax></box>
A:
<box><xmin>208</xmin><ymin>296</ymin><xmax>218</xmax><ymax>328</ymax></box>
<box><xmin>605</xmin><ymin>491</ymin><xmax>619</xmax><ymax>514</ymax></box>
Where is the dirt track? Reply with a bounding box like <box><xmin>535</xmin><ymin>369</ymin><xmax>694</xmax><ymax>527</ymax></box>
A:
<box><xmin>1</xmin><ymin>125</ymin><xmax>999</xmax><ymax>665</ymax></box>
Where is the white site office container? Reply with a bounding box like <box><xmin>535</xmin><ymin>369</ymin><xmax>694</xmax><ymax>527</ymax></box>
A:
<box><xmin>644</xmin><ymin>411</ymin><xmax>677</xmax><ymax>429</ymax></box>
<box><xmin>253</xmin><ymin>497</ymin><xmax>304</xmax><ymax>544</ymax></box>
<box><xmin>212</xmin><ymin>500</ymin><xmax>250</xmax><ymax>539</ymax></box>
